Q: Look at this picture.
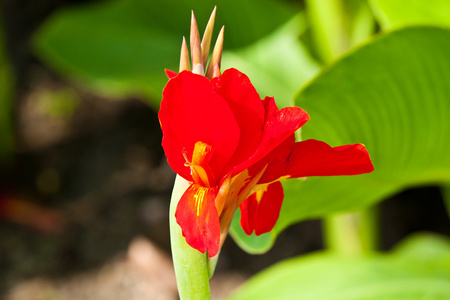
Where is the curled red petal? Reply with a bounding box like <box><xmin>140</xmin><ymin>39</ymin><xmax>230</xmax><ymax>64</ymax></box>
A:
<box><xmin>212</xmin><ymin>69</ymin><xmax>265</xmax><ymax>176</ymax></box>
<box><xmin>175</xmin><ymin>183</ymin><xmax>220</xmax><ymax>257</ymax></box>
<box><xmin>254</xmin><ymin>133</ymin><xmax>295</xmax><ymax>184</ymax></box>
<box><xmin>285</xmin><ymin>139</ymin><xmax>374</xmax><ymax>177</ymax></box>
<box><xmin>259</xmin><ymin>98</ymin><xmax>309</xmax><ymax>155</ymax></box>
<box><xmin>232</xmin><ymin>98</ymin><xmax>309</xmax><ymax>177</ymax></box>
<box><xmin>239</xmin><ymin>181</ymin><xmax>284</xmax><ymax>236</ymax></box>
<box><xmin>159</xmin><ymin>71</ymin><xmax>241</xmax><ymax>182</ymax></box>
<box><xmin>165</xmin><ymin>69</ymin><xmax>178</xmax><ymax>79</ymax></box>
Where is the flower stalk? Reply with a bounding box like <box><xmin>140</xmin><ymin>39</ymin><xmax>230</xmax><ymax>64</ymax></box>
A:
<box><xmin>170</xmin><ymin>175</ymin><xmax>212</xmax><ymax>299</ymax></box>
<box><xmin>324</xmin><ymin>209</ymin><xmax>378</xmax><ymax>255</ymax></box>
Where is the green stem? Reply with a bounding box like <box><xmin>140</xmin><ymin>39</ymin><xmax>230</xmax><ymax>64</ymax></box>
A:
<box><xmin>170</xmin><ymin>175</ymin><xmax>212</xmax><ymax>300</ymax></box>
<box><xmin>306</xmin><ymin>0</ymin><xmax>375</xmax><ymax>64</ymax></box>
<box><xmin>306</xmin><ymin>0</ymin><xmax>348</xmax><ymax>63</ymax></box>
<box><xmin>324</xmin><ymin>208</ymin><xmax>378</xmax><ymax>255</ymax></box>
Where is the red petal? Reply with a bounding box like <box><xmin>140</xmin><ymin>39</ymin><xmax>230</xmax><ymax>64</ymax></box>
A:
<box><xmin>260</xmin><ymin>98</ymin><xmax>309</xmax><ymax>155</ymax></box>
<box><xmin>232</xmin><ymin>97</ymin><xmax>310</xmax><ymax>177</ymax></box>
<box><xmin>175</xmin><ymin>183</ymin><xmax>220</xmax><ymax>257</ymax></box>
<box><xmin>211</xmin><ymin>69</ymin><xmax>265</xmax><ymax>175</ymax></box>
<box><xmin>256</xmin><ymin>133</ymin><xmax>295</xmax><ymax>184</ymax></box>
<box><xmin>165</xmin><ymin>69</ymin><xmax>178</xmax><ymax>79</ymax></box>
<box><xmin>240</xmin><ymin>181</ymin><xmax>284</xmax><ymax>236</ymax></box>
<box><xmin>159</xmin><ymin>71</ymin><xmax>241</xmax><ymax>182</ymax></box>
<box><xmin>285</xmin><ymin>139</ymin><xmax>374</xmax><ymax>177</ymax></box>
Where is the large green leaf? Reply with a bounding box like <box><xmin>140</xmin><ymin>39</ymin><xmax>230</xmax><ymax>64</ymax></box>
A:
<box><xmin>33</xmin><ymin>0</ymin><xmax>297</xmax><ymax>106</ymax></box>
<box><xmin>231</xmin><ymin>27</ymin><xmax>450</xmax><ymax>253</ymax></box>
<box><xmin>370</xmin><ymin>0</ymin><xmax>450</xmax><ymax>29</ymax></box>
<box><xmin>227</xmin><ymin>233</ymin><xmax>450</xmax><ymax>300</ymax></box>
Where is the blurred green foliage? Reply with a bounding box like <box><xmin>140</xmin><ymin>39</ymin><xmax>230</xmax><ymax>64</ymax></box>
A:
<box><xmin>370</xmin><ymin>0</ymin><xmax>450</xmax><ymax>29</ymax></box>
<box><xmin>35</xmin><ymin>87</ymin><xmax>79</xmax><ymax>118</ymax></box>
<box><xmin>0</xmin><ymin>16</ymin><xmax>13</xmax><ymax>162</ymax></box>
<box><xmin>223</xmin><ymin>15</ymin><xmax>320</xmax><ymax>109</ymax></box>
<box><xmin>34</xmin><ymin>0</ymin><xmax>298</xmax><ymax>106</ymax></box>
<box><xmin>227</xmin><ymin>233</ymin><xmax>450</xmax><ymax>300</ymax></box>
<box><xmin>305</xmin><ymin>0</ymin><xmax>375</xmax><ymax>63</ymax></box>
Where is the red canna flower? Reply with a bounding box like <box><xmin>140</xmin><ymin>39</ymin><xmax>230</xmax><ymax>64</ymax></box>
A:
<box><xmin>159</xmin><ymin>9</ymin><xmax>374</xmax><ymax>257</ymax></box>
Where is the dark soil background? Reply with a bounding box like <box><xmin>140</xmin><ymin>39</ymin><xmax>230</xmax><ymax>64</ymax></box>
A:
<box><xmin>1</xmin><ymin>0</ymin><xmax>449</xmax><ymax>299</ymax></box>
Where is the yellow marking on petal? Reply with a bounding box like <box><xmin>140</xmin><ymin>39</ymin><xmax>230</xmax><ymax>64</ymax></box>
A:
<box><xmin>193</xmin><ymin>186</ymin><xmax>208</xmax><ymax>217</ymax></box>
<box><xmin>184</xmin><ymin>141</ymin><xmax>215</xmax><ymax>187</ymax></box>
<box><xmin>217</xmin><ymin>165</ymin><xmax>268</xmax><ymax>241</ymax></box>
<box><xmin>192</xmin><ymin>142</ymin><xmax>213</xmax><ymax>165</ymax></box>
<box><xmin>236</xmin><ymin>164</ymin><xmax>268</xmax><ymax>206</ymax></box>
<box><xmin>183</xmin><ymin>152</ymin><xmax>190</xmax><ymax>164</ymax></box>
<box><xmin>215</xmin><ymin>174</ymin><xmax>231</xmax><ymax>216</ymax></box>
<box><xmin>190</xmin><ymin>165</ymin><xmax>211</xmax><ymax>187</ymax></box>
<box><xmin>251</xmin><ymin>175</ymin><xmax>292</xmax><ymax>191</ymax></box>
<box><xmin>254</xmin><ymin>184</ymin><xmax>269</xmax><ymax>203</ymax></box>
<box><xmin>221</xmin><ymin>169</ymin><xmax>251</xmax><ymax>214</ymax></box>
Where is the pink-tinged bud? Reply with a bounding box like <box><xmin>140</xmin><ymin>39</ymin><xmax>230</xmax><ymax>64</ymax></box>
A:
<box><xmin>172</xmin><ymin>8</ymin><xmax>224</xmax><ymax>78</ymax></box>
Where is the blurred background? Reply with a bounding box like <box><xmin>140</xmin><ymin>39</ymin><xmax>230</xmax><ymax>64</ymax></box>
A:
<box><xmin>0</xmin><ymin>0</ymin><xmax>448</xmax><ymax>299</ymax></box>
